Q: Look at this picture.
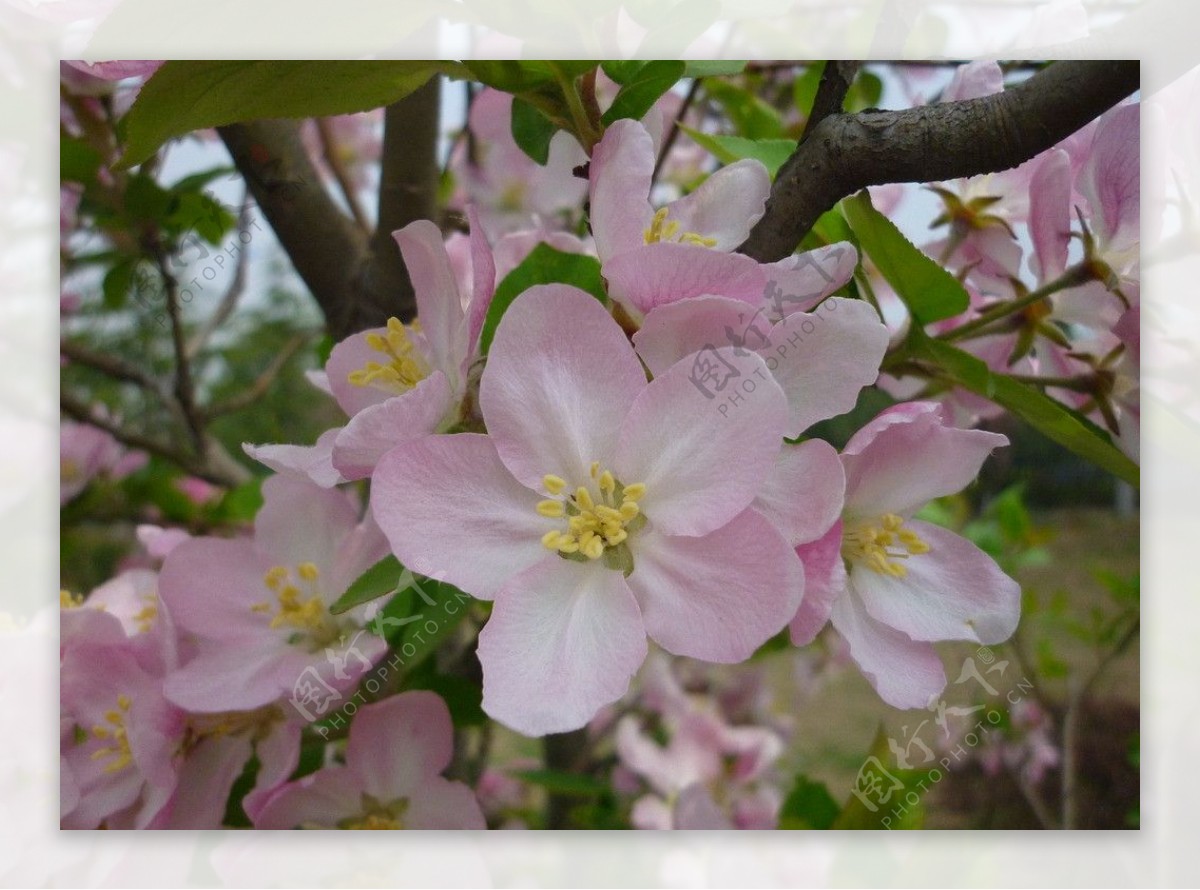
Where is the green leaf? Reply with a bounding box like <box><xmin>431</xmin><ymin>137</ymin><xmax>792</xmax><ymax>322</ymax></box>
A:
<box><xmin>600</xmin><ymin>61</ymin><xmax>646</xmax><ymax>85</ymax></box>
<box><xmin>841</xmin><ymin>189</ymin><xmax>969</xmax><ymax>324</ymax></box>
<box><xmin>910</xmin><ymin>331</ymin><xmax>1140</xmax><ymax>486</ymax></box>
<box><xmin>778</xmin><ymin>775</ymin><xmax>840</xmax><ymax>829</ymax></box>
<box><xmin>118</xmin><ymin>61</ymin><xmax>453</xmax><ymax>169</ymax></box>
<box><xmin>510</xmin><ymin>96</ymin><xmax>559</xmax><ymax>165</ymax></box>
<box><xmin>844</xmin><ymin>69</ymin><xmax>883</xmax><ymax>112</ymax></box>
<box><xmin>463</xmin><ymin>60</ymin><xmax>595</xmax><ymax>93</ymax></box>
<box><xmin>329</xmin><ymin>555</ymin><xmax>403</xmax><ymax>615</ymax></box>
<box><xmin>512</xmin><ymin>769</ymin><xmax>610</xmax><ymax>797</ymax></box>
<box><xmin>601</xmin><ymin>60</ymin><xmax>686</xmax><ymax>126</ymax></box>
<box><xmin>405</xmin><ymin>671</ymin><xmax>486</xmax><ymax>727</ymax></box>
<box><xmin>682</xmin><ymin>60</ymin><xmax>747</xmax><ymax>78</ymax></box>
<box><xmin>61</xmin><ymin>135</ymin><xmax>102</xmax><ymax>186</ymax></box>
<box><xmin>792</xmin><ymin>62</ymin><xmax>826</xmax><ymax>118</ymax></box>
<box><xmin>679</xmin><ymin>125</ymin><xmax>795</xmax><ymax>178</ymax></box>
<box><xmin>704</xmin><ymin>78</ymin><xmax>785</xmax><ymax>139</ymax></box>
<box><xmin>102</xmin><ymin>259</ymin><xmax>136</xmax><ymax>309</ymax></box>
<box><xmin>373</xmin><ymin>576</ymin><xmax>477</xmax><ymax>674</ymax></box>
<box><xmin>832</xmin><ymin>725</ymin><xmax>931</xmax><ymax>829</ymax></box>
<box><xmin>479</xmin><ymin>243</ymin><xmax>607</xmax><ymax>354</ymax></box>
<box><xmin>168</xmin><ymin>166</ymin><xmax>237</xmax><ymax>193</ymax></box>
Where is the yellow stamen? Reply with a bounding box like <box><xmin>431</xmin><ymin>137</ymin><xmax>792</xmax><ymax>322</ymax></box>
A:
<box><xmin>347</xmin><ymin>317</ymin><xmax>429</xmax><ymax>394</ymax></box>
<box><xmin>841</xmin><ymin>513</ymin><xmax>932</xmax><ymax>578</ymax></box>
<box><xmin>543</xmin><ymin>475</ymin><xmax>567</xmax><ymax>495</ymax></box>
<box><xmin>536</xmin><ymin>462</ymin><xmax>648</xmax><ymax>562</ymax></box>
<box><xmin>90</xmin><ymin>694</ymin><xmax>133</xmax><ymax>774</ymax></box>
<box><xmin>643</xmin><ymin>206</ymin><xmax>717</xmax><ymax>248</ymax></box>
<box><xmin>537</xmin><ymin>500</ymin><xmax>565</xmax><ymax>518</ymax></box>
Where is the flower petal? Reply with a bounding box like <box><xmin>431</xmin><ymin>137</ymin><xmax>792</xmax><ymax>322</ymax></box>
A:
<box><xmin>603</xmin><ymin>243</ymin><xmax>766</xmax><ymax>319</ymax></box>
<box><xmin>325</xmin><ymin>328</ymin><xmax>392</xmax><ymax>417</ymax></box>
<box><xmin>480</xmin><ymin>284</ymin><xmax>647</xmax><ymax>489</ymax></box>
<box><xmin>370</xmin><ymin>433</ymin><xmax>548</xmax><ymax>600</ymax></box>
<box><xmin>789</xmin><ymin>520</ymin><xmax>847</xmax><ymax>646</ymax></box>
<box><xmin>762</xmin><ymin>243</ymin><xmax>859</xmax><ymax>317</ymax></box>
<box><xmin>243</xmin><ymin>429</ymin><xmax>343</xmax><ymax>488</ymax></box>
<box><xmin>764</xmin><ymin>297</ymin><xmax>889</xmax><ymax>437</ymax></box>
<box><xmin>753</xmin><ymin>438</ymin><xmax>845</xmax><ymax>549</ymax></box>
<box><xmin>252</xmin><ymin>766</ymin><xmax>363</xmax><ymax>829</ymax></box>
<box><xmin>1079</xmin><ymin>103</ymin><xmax>1140</xmax><ymax>252</ymax></box>
<box><xmin>666</xmin><ymin>158</ymin><xmax>770</xmax><ymax>250</ymax></box>
<box><xmin>850</xmin><ymin>520</ymin><xmax>1021</xmax><ymax>645</ymax></box>
<box><xmin>158</xmin><ymin>537</ymin><xmax>278</xmax><ymax>644</ymax></box>
<box><xmin>477</xmin><ymin>558</ymin><xmax>647</xmax><ymax>736</ymax></box>
<box><xmin>464</xmin><ymin>205</ymin><xmax>497</xmax><ymax>355</ymax></box>
<box><xmin>633</xmin><ymin>295</ymin><xmax>750</xmax><ymax>376</ymax></box>
<box><xmin>1028</xmin><ymin>149</ymin><xmax>1072</xmax><ymax>282</ymax></box>
<box><xmin>627</xmin><ymin>509</ymin><xmax>803</xmax><ymax>662</ymax></box>
<box><xmin>841</xmin><ymin>401</ymin><xmax>1008</xmax><ymax>518</ymax></box>
<box><xmin>588</xmin><ymin>117</ymin><xmax>655</xmax><ymax>262</ymax></box>
<box><xmin>831</xmin><ymin>590</ymin><xmax>947</xmax><ymax>710</ymax></box>
<box><xmin>345</xmin><ymin>691</ymin><xmax>454</xmax><ymax>800</ymax></box>
<box><xmin>254</xmin><ymin>474</ymin><xmax>361</xmax><ymax>580</ymax></box>
<box><xmin>404</xmin><ymin>777</ymin><xmax>487</xmax><ymax>829</ymax></box>
<box><xmin>616</xmin><ymin>348</ymin><xmax>786</xmax><ymax>536</ymax></box>
<box><xmin>393</xmin><ymin>219</ymin><xmax>468</xmax><ymax>382</ymax></box>
<box><xmin>331</xmin><ymin>371</ymin><xmax>453</xmax><ymax>480</ymax></box>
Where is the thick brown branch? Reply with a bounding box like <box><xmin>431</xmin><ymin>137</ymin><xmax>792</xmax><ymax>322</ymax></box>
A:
<box><xmin>218</xmin><ymin>119</ymin><xmax>371</xmax><ymax>339</ymax></box>
<box><xmin>799</xmin><ymin>61</ymin><xmax>860</xmax><ymax>144</ymax></box>
<box><xmin>739</xmin><ymin>60</ymin><xmax>1140</xmax><ymax>262</ymax></box>
<box><xmin>364</xmin><ymin>78</ymin><xmax>442</xmax><ymax>327</ymax></box>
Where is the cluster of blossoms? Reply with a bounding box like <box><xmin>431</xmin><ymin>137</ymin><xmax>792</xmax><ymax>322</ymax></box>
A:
<box><xmin>61</xmin><ymin>63</ymin><xmax>1137</xmax><ymax>829</ymax></box>
<box><xmin>878</xmin><ymin>61</ymin><xmax>1141</xmax><ymax>460</ymax></box>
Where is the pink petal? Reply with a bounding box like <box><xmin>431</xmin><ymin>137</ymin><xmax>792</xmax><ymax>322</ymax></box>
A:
<box><xmin>331</xmin><ymin>371</ymin><xmax>453</xmax><ymax>480</ymax></box>
<box><xmin>633</xmin><ymin>295</ymin><xmax>749</xmax><ymax>377</ymax></box>
<box><xmin>243</xmin><ymin>428</ymin><xmax>343</xmax><ymax>488</ymax></box>
<box><xmin>789</xmin><ymin>520</ymin><xmax>847</xmax><ymax>646</ymax></box>
<box><xmin>465</xmin><ymin>205</ymin><xmax>497</xmax><ymax>355</ymax></box>
<box><xmin>603</xmin><ymin>243</ymin><xmax>766</xmax><ymax>319</ymax></box>
<box><xmin>480</xmin><ymin>284</ymin><xmax>647</xmax><ymax>489</ymax></box>
<box><xmin>666</xmin><ymin>158</ymin><xmax>770</xmax><ymax>250</ymax></box>
<box><xmin>1028</xmin><ymin>149</ymin><xmax>1072</xmax><ymax>282</ymax></box>
<box><xmin>841</xmin><ymin>401</ymin><xmax>1008</xmax><ymax>518</ymax></box>
<box><xmin>830</xmin><ymin>591</ymin><xmax>946</xmax><ymax>710</ymax></box>
<box><xmin>393</xmin><ymin>220</ymin><xmax>468</xmax><ymax>382</ymax></box>
<box><xmin>370</xmin><ymin>433</ymin><xmax>549</xmax><ymax>600</ymax></box>
<box><xmin>163</xmin><ymin>647</ymin><xmax>291</xmax><ymax>713</ymax></box>
<box><xmin>614</xmin><ymin>349</ymin><xmax>786</xmax><ymax>537</ymax></box>
<box><xmin>627</xmin><ymin>509</ymin><xmax>803</xmax><ymax>662</ymax></box>
<box><xmin>941</xmin><ymin>61</ymin><xmax>1004</xmax><ymax>102</ymax></box>
<box><xmin>753</xmin><ymin>438</ymin><xmax>845</xmax><ymax>548</ymax></box>
<box><xmin>243</xmin><ymin>720</ymin><xmax>303</xmax><ymax>821</ymax></box>
<box><xmin>477</xmin><ymin>558</ymin><xmax>647</xmax><ymax>736</ymax></box>
<box><xmin>254</xmin><ymin>474</ymin><xmax>362</xmax><ymax>588</ymax></box>
<box><xmin>404</xmin><ymin>777</ymin><xmax>487</xmax><ymax>829</ymax></box>
<box><xmin>588</xmin><ymin>117</ymin><xmax>655</xmax><ymax>262</ymax></box>
<box><xmin>674</xmin><ymin>784</ymin><xmax>732</xmax><ymax>829</ymax></box>
<box><xmin>764</xmin><ymin>297</ymin><xmax>889</xmax><ymax>437</ymax></box>
<box><xmin>345</xmin><ymin>691</ymin><xmax>454</xmax><ymax>800</ymax></box>
<box><xmin>1079</xmin><ymin>103</ymin><xmax>1140</xmax><ymax>252</ymax></box>
<box><xmin>155</xmin><ymin>733</ymin><xmax>253</xmax><ymax>828</ymax></box>
<box><xmin>325</xmin><ymin>328</ymin><xmax>393</xmax><ymax>417</ymax></box>
<box><xmin>762</xmin><ymin>243</ymin><xmax>859</xmax><ymax>317</ymax></box>
<box><xmin>850</xmin><ymin>520</ymin><xmax>1021</xmax><ymax>645</ymax></box>
<box><xmin>158</xmin><ymin>537</ymin><xmax>279</xmax><ymax>645</ymax></box>
<box><xmin>252</xmin><ymin>766</ymin><xmax>363</xmax><ymax>829</ymax></box>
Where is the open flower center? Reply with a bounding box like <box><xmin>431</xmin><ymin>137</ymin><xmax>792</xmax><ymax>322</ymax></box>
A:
<box><xmin>347</xmin><ymin>317</ymin><xmax>429</xmax><ymax>395</ymax></box>
<box><xmin>89</xmin><ymin>693</ymin><xmax>133</xmax><ymax>774</ymax></box>
<box><xmin>643</xmin><ymin>207</ymin><xmax>717</xmax><ymax>248</ymax></box>
<box><xmin>252</xmin><ymin>562</ymin><xmax>340</xmax><ymax>648</ymax></box>
<box><xmin>841</xmin><ymin>513</ymin><xmax>931</xmax><ymax>578</ymax></box>
<box><xmin>536</xmin><ymin>462</ymin><xmax>647</xmax><ymax>565</ymax></box>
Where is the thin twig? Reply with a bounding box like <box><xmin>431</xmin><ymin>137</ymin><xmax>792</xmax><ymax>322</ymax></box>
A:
<box><xmin>154</xmin><ymin>252</ymin><xmax>205</xmax><ymax>452</ymax></box>
<box><xmin>187</xmin><ymin>200</ymin><xmax>252</xmax><ymax>358</ymax></box>
<box><xmin>315</xmin><ymin>117</ymin><xmax>372</xmax><ymax>233</ymax></box>
<box><xmin>652</xmin><ymin>76</ymin><xmax>702</xmax><ymax>185</ymax></box>
<box><xmin>202</xmin><ymin>332</ymin><xmax>315</xmax><ymax>419</ymax></box>
<box><xmin>60</xmin><ymin>339</ymin><xmax>164</xmax><ymax>396</ymax></box>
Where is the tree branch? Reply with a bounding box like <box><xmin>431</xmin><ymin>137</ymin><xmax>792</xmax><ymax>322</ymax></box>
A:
<box><xmin>187</xmin><ymin>200</ymin><xmax>251</xmax><ymax>359</ymax></box>
<box><xmin>202</xmin><ymin>331</ymin><xmax>315</xmax><ymax>419</ymax></box>
<box><xmin>315</xmin><ymin>117</ymin><xmax>372</xmax><ymax>233</ymax></box>
<box><xmin>365</xmin><ymin>78</ymin><xmax>442</xmax><ymax>327</ymax></box>
<box><xmin>218</xmin><ymin>119</ymin><xmax>371</xmax><ymax>339</ymax></box>
<box><xmin>739</xmin><ymin>60</ymin><xmax>1140</xmax><ymax>262</ymax></box>
<box><xmin>799</xmin><ymin>61</ymin><xmax>860</xmax><ymax>143</ymax></box>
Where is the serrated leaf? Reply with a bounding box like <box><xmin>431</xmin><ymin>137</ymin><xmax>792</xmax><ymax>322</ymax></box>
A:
<box><xmin>118</xmin><ymin>61</ymin><xmax>454</xmax><ymax>169</ymax></box>
<box><xmin>679</xmin><ymin>125</ymin><xmax>795</xmax><ymax>178</ymax></box>
<box><xmin>910</xmin><ymin>330</ymin><xmax>1140</xmax><ymax>486</ymax></box>
<box><xmin>601</xmin><ymin>60</ymin><xmax>686</xmax><ymax>126</ymax></box>
<box><xmin>841</xmin><ymin>189</ymin><xmax>969</xmax><ymax>324</ymax></box>
<box><xmin>479</xmin><ymin>243</ymin><xmax>607</xmax><ymax>354</ymax></box>
<box><xmin>510</xmin><ymin>96</ymin><xmax>558</xmax><ymax>165</ymax></box>
<box><xmin>704</xmin><ymin>78</ymin><xmax>785</xmax><ymax>139</ymax></box>
<box><xmin>329</xmin><ymin>555</ymin><xmax>403</xmax><ymax>615</ymax></box>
